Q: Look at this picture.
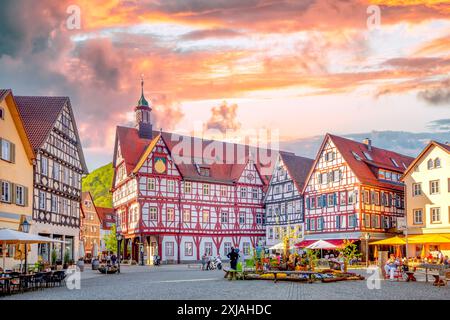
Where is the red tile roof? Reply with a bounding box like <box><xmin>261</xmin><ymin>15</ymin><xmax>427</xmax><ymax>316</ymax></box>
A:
<box><xmin>327</xmin><ymin>134</ymin><xmax>414</xmax><ymax>190</ymax></box>
<box><xmin>96</xmin><ymin>207</ymin><xmax>116</xmax><ymax>230</ymax></box>
<box><xmin>14</xmin><ymin>95</ymin><xmax>88</xmax><ymax>173</ymax></box>
<box><xmin>279</xmin><ymin>151</ymin><xmax>314</xmax><ymax>192</ymax></box>
<box><xmin>434</xmin><ymin>140</ymin><xmax>450</xmax><ymax>153</ymax></box>
<box><xmin>115</xmin><ymin>126</ymin><xmax>278</xmax><ymax>185</ymax></box>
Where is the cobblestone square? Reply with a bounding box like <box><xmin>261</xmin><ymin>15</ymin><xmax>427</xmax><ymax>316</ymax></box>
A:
<box><xmin>1</xmin><ymin>265</ymin><xmax>449</xmax><ymax>300</ymax></box>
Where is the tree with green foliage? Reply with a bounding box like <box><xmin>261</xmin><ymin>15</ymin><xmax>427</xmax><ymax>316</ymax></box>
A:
<box><xmin>82</xmin><ymin>163</ymin><xmax>114</xmax><ymax>208</ymax></box>
<box><xmin>103</xmin><ymin>224</ymin><xmax>118</xmax><ymax>254</ymax></box>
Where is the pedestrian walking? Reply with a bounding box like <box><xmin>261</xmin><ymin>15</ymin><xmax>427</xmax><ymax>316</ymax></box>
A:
<box><xmin>227</xmin><ymin>247</ymin><xmax>239</xmax><ymax>270</ymax></box>
<box><xmin>206</xmin><ymin>255</ymin><xmax>211</xmax><ymax>270</ymax></box>
<box><xmin>201</xmin><ymin>252</ymin><xmax>207</xmax><ymax>270</ymax></box>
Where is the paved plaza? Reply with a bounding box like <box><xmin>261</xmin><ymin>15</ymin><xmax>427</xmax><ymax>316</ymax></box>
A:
<box><xmin>1</xmin><ymin>264</ymin><xmax>449</xmax><ymax>300</ymax></box>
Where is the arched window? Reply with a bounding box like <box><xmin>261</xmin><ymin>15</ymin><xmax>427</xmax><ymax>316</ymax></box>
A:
<box><xmin>434</xmin><ymin>158</ymin><xmax>441</xmax><ymax>168</ymax></box>
<box><xmin>427</xmin><ymin>159</ymin><xmax>433</xmax><ymax>170</ymax></box>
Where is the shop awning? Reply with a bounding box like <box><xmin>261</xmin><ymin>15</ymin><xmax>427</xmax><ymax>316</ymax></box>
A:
<box><xmin>408</xmin><ymin>234</ymin><xmax>450</xmax><ymax>244</ymax></box>
<box><xmin>295</xmin><ymin>240</ymin><xmax>316</xmax><ymax>248</ymax></box>
<box><xmin>370</xmin><ymin>236</ymin><xmax>406</xmax><ymax>246</ymax></box>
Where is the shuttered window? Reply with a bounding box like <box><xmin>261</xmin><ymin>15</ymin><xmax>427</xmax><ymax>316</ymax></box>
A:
<box><xmin>0</xmin><ymin>139</ymin><xmax>15</xmax><ymax>162</ymax></box>
<box><xmin>0</xmin><ymin>180</ymin><xmax>11</xmax><ymax>203</ymax></box>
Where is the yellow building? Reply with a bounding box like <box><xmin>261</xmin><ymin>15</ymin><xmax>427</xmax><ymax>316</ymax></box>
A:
<box><xmin>402</xmin><ymin>140</ymin><xmax>450</xmax><ymax>257</ymax></box>
<box><xmin>0</xmin><ymin>89</ymin><xmax>35</xmax><ymax>269</ymax></box>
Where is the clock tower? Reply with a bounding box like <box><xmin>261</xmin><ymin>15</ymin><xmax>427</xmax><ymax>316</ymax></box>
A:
<box><xmin>135</xmin><ymin>77</ymin><xmax>153</xmax><ymax>139</ymax></box>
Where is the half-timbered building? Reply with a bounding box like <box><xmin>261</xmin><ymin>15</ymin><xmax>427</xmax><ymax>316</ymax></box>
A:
<box><xmin>301</xmin><ymin>134</ymin><xmax>414</xmax><ymax>256</ymax></box>
<box><xmin>15</xmin><ymin>96</ymin><xmax>88</xmax><ymax>264</ymax></box>
<box><xmin>112</xmin><ymin>82</ymin><xmax>276</xmax><ymax>264</ymax></box>
<box><xmin>264</xmin><ymin>151</ymin><xmax>314</xmax><ymax>247</ymax></box>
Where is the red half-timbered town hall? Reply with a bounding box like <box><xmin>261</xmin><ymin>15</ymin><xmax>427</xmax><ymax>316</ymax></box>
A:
<box><xmin>112</xmin><ymin>81</ymin><xmax>277</xmax><ymax>264</ymax></box>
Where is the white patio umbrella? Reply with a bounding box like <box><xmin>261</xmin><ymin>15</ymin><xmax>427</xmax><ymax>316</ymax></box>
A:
<box><xmin>92</xmin><ymin>242</ymin><xmax>99</xmax><ymax>259</ymax></box>
<box><xmin>78</xmin><ymin>241</ymin><xmax>85</xmax><ymax>260</ymax></box>
<box><xmin>0</xmin><ymin>229</ymin><xmax>64</xmax><ymax>270</ymax></box>
<box><xmin>306</xmin><ymin>240</ymin><xmax>338</xmax><ymax>258</ymax></box>
<box><xmin>306</xmin><ymin>240</ymin><xmax>337</xmax><ymax>250</ymax></box>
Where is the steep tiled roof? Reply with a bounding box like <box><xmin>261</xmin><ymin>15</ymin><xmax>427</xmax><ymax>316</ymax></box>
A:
<box><xmin>327</xmin><ymin>134</ymin><xmax>414</xmax><ymax>190</ymax></box>
<box><xmin>14</xmin><ymin>95</ymin><xmax>88</xmax><ymax>173</ymax></box>
<box><xmin>96</xmin><ymin>207</ymin><xmax>116</xmax><ymax>230</ymax></box>
<box><xmin>115</xmin><ymin>126</ymin><xmax>278</xmax><ymax>185</ymax></box>
<box><xmin>279</xmin><ymin>151</ymin><xmax>314</xmax><ymax>191</ymax></box>
<box><xmin>402</xmin><ymin>140</ymin><xmax>450</xmax><ymax>179</ymax></box>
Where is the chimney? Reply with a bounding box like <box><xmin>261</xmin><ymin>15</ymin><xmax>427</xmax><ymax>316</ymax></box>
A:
<box><xmin>363</xmin><ymin>138</ymin><xmax>372</xmax><ymax>151</ymax></box>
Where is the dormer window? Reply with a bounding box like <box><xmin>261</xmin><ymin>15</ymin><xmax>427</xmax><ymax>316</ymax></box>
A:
<box><xmin>363</xmin><ymin>152</ymin><xmax>373</xmax><ymax>161</ymax></box>
<box><xmin>390</xmin><ymin>158</ymin><xmax>399</xmax><ymax>168</ymax></box>
<box><xmin>199</xmin><ymin>167</ymin><xmax>210</xmax><ymax>177</ymax></box>
<box><xmin>352</xmin><ymin>151</ymin><xmax>362</xmax><ymax>161</ymax></box>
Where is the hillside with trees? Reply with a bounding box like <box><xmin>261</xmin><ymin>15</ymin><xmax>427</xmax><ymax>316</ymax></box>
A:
<box><xmin>82</xmin><ymin>163</ymin><xmax>114</xmax><ymax>208</ymax></box>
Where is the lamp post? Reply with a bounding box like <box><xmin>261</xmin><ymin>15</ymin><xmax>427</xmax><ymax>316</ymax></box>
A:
<box><xmin>116</xmin><ymin>233</ymin><xmax>123</xmax><ymax>274</ymax></box>
<box><xmin>364</xmin><ymin>232</ymin><xmax>370</xmax><ymax>268</ymax></box>
<box><xmin>21</xmin><ymin>220</ymin><xmax>30</xmax><ymax>274</ymax></box>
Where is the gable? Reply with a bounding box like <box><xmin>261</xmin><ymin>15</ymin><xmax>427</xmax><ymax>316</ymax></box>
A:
<box><xmin>237</xmin><ymin>160</ymin><xmax>263</xmax><ymax>185</ymax></box>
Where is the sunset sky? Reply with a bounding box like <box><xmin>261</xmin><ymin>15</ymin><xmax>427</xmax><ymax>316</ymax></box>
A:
<box><xmin>0</xmin><ymin>0</ymin><xmax>449</xmax><ymax>171</ymax></box>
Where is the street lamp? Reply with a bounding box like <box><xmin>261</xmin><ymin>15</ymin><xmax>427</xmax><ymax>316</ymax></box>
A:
<box><xmin>20</xmin><ymin>220</ymin><xmax>30</xmax><ymax>274</ymax></box>
<box><xmin>116</xmin><ymin>233</ymin><xmax>123</xmax><ymax>274</ymax></box>
<box><xmin>364</xmin><ymin>233</ymin><xmax>370</xmax><ymax>268</ymax></box>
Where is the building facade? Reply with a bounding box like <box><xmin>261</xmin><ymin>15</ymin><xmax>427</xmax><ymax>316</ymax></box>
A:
<box><xmin>264</xmin><ymin>151</ymin><xmax>313</xmax><ymax>247</ymax></box>
<box><xmin>112</xmin><ymin>82</ymin><xmax>275</xmax><ymax>264</ymax></box>
<box><xmin>302</xmin><ymin>134</ymin><xmax>414</xmax><ymax>256</ymax></box>
<box><xmin>402</xmin><ymin>141</ymin><xmax>450</xmax><ymax>257</ymax></box>
<box><xmin>96</xmin><ymin>206</ymin><xmax>116</xmax><ymax>253</ymax></box>
<box><xmin>0</xmin><ymin>89</ymin><xmax>35</xmax><ymax>269</ymax></box>
<box><xmin>15</xmin><ymin>95</ymin><xmax>88</xmax><ymax>264</ymax></box>
<box><xmin>80</xmin><ymin>192</ymin><xmax>101</xmax><ymax>257</ymax></box>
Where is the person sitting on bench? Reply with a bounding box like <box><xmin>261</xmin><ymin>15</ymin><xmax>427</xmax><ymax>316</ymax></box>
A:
<box><xmin>384</xmin><ymin>254</ymin><xmax>400</xmax><ymax>281</ymax></box>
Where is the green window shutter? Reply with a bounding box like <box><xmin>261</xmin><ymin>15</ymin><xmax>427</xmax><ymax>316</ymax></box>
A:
<box><xmin>11</xmin><ymin>183</ymin><xmax>16</xmax><ymax>204</ymax></box>
<box><xmin>24</xmin><ymin>187</ymin><xmax>29</xmax><ymax>207</ymax></box>
<box><xmin>10</xmin><ymin>142</ymin><xmax>15</xmax><ymax>163</ymax></box>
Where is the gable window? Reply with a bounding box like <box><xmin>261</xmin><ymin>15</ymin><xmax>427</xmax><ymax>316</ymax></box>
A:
<box><xmin>430</xmin><ymin>180</ymin><xmax>440</xmax><ymax>195</ymax></box>
<box><xmin>167</xmin><ymin>208</ymin><xmax>175</xmax><ymax>222</ymax></box>
<box><xmin>220</xmin><ymin>185</ymin><xmax>227</xmax><ymax>197</ymax></box>
<box><xmin>0</xmin><ymin>107</ymin><xmax>3</xmax><ymax>120</ymax></box>
<box><xmin>340</xmin><ymin>192</ymin><xmax>347</xmax><ymax>206</ymax></box>
<box><xmin>434</xmin><ymin>158</ymin><xmax>441</xmax><ymax>168</ymax></box>
<box><xmin>149</xmin><ymin>207</ymin><xmax>157</xmax><ymax>221</ymax></box>
<box><xmin>324</xmin><ymin>151</ymin><xmax>335</xmax><ymax>162</ymax></box>
<box><xmin>413</xmin><ymin>209</ymin><xmax>423</xmax><ymax>224</ymax></box>
<box><xmin>167</xmin><ymin>180</ymin><xmax>175</xmax><ymax>193</ymax></box>
<box><xmin>0</xmin><ymin>139</ymin><xmax>14</xmax><ymax>162</ymax></box>
<box><xmin>184</xmin><ymin>181</ymin><xmax>191</xmax><ymax>194</ymax></box>
<box><xmin>148</xmin><ymin>178</ymin><xmax>156</xmax><ymax>191</ymax></box>
<box><xmin>183</xmin><ymin>209</ymin><xmax>191</xmax><ymax>222</ymax></box>
<box><xmin>203</xmin><ymin>184</ymin><xmax>210</xmax><ymax>196</ymax></box>
<box><xmin>427</xmin><ymin>159</ymin><xmax>433</xmax><ymax>170</ymax></box>
<box><xmin>321</xmin><ymin>173</ymin><xmax>328</xmax><ymax>184</ymax></box>
<box><xmin>240</xmin><ymin>187</ymin><xmax>247</xmax><ymax>198</ymax></box>
<box><xmin>412</xmin><ymin>183</ymin><xmax>422</xmax><ymax>196</ymax></box>
<box><xmin>348</xmin><ymin>191</ymin><xmax>355</xmax><ymax>205</ymax></box>
<box><xmin>333</xmin><ymin>170</ymin><xmax>341</xmax><ymax>182</ymax></box>
<box><xmin>0</xmin><ymin>180</ymin><xmax>11</xmax><ymax>203</ymax></box>
<box><xmin>252</xmin><ymin>188</ymin><xmax>258</xmax><ymax>199</ymax></box>
<box><xmin>431</xmin><ymin>207</ymin><xmax>441</xmax><ymax>223</ymax></box>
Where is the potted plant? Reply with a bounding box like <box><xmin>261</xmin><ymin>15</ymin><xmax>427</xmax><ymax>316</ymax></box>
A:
<box><xmin>76</xmin><ymin>257</ymin><xmax>85</xmax><ymax>272</ymax></box>
<box><xmin>336</xmin><ymin>240</ymin><xmax>361</xmax><ymax>272</ymax></box>
<box><xmin>51</xmin><ymin>249</ymin><xmax>58</xmax><ymax>270</ymax></box>
<box><xmin>63</xmin><ymin>251</ymin><xmax>70</xmax><ymax>269</ymax></box>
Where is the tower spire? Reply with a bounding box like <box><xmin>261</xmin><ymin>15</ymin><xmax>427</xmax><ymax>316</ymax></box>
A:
<box><xmin>137</xmin><ymin>74</ymin><xmax>150</xmax><ymax>107</ymax></box>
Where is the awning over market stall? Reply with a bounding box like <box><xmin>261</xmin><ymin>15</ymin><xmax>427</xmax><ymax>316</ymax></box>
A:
<box><xmin>369</xmin><ymin>236</ymin><xmax>406</xmax><ymax>246</ymax></box>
